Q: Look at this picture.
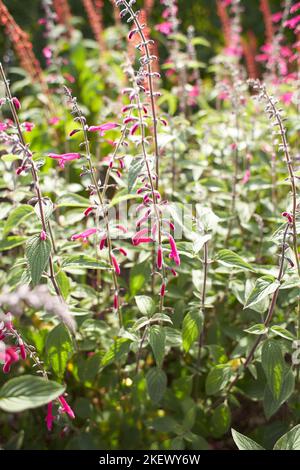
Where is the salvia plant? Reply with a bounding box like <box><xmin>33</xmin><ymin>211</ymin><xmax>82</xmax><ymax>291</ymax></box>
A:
<box><xmin>0</xmin><ymin>0</ymin><xmax>299</xmax><ymax>452</ymax></box>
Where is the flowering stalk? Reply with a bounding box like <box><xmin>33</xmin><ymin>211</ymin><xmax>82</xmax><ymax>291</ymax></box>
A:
<box><xmin>82</xmin><ymin>0</ymin><xmax>105</xmax><ymax>50</ymax></box>
<box><xmin>0</xmin><ymin>63</ymin><xmax>63</xmax><ymax>300</ymax></box>
<box><xmin>64</xmin><ymin>87</ymin><xmax>124</xmax><ymax>327</ymax></box>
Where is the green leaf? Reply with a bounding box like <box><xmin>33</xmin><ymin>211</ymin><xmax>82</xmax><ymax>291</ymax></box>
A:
<box><xmin>101</xmin><ymin>338</ymin><xmax>131</xmax><ymax>368</ymax></box>
<box><xmin>263</xmin><ymin>368</ymin><xmax>295</xmax><ymax>419</ymax></box>
<box><xmin>45</xmin><ymin>324</ymin><xmax>74</xmax><ymax>378</ymax></box>
<box><xmin>211</xmin><ymin>403</ymin><xmax>231</xmax><ymax>437</ymax></box>
<box><xmin>26</xmin><ymin>235</ymin><xmax>51</xmax><ymax>285</ymax></box>
<box><xmin>34</xmin><ymin>199</ymin><xmax>53</xmax><ymax>223</ymax></box>
<box><xmin>3</xmin><ymin>205</ymin><xmax>34</xmax><ymax>236</ymax></box>
<box><xmin>270</xmin><ymin>326</ymin><xmax>296</xmax><ymax>341</ymax></box>
<box><xmin>57</xmin><ymin>193</ymin><xmax>90</xmax><ymax>208</ymax></box>
<box><xmin>244</xmin><ymin>324</ymin><xmax>268</xmax><ymax>335</ymax></box>
<box><xmin>135</xmin><ymin>295</ymin><xmax>155</xmax><ymax>316</ymax></box>
<box><xmin>0</xmin><ymin>375</ymin><xmax>65</xmax><ymax>413</ymax></box>
<box><xmin>0</xmin><ymin>236</ymin><xmax>27</xmax><ymax>251</ymax></box>
<box><xmin>261</xmin><ymin>340</ymin><xmax>285</xmax><ymax>400</ymax></box>
<box><xmin>216</xmin><ymin>249</ymin><xmax>254</xmax><ymax>271</ymax></box>
<box><xmin>146</xmin><ymin>367</ymin><xmax>167</xmax><ymax>403</ymax></box>
<box><xmin>231</xmin><ymin>429</ymin><xmax>265</xmax><ymax>450</ymax></box>
<box><xmin>1</xmin><ymin>153</ymin><xmax>22</xmax><ymax>162</ymax></box>
<box><xmin>273</xmin><ymin>425</ymin><xmax>300</xmax><ymax>450</ymax></box>
<box><xmin>182</xmin><ymin>310</ymin><xmax>203</xmax><ymax>353</ymax></box>
<box><xmin>205</xmin><ymin>365</ymin><xmax>232</xmax><ymax>395</ymax></box>
<box><xmin>128</xmin><ymin>158</ymin><xmax>144</xmax><ymax>193</ymax></box>
<box><xmin>149</xmin><ymin>326</ymin><xmax>166</xmax><ymax>367</ymax></box>
<box><xmin>56</xmin><ymin>269</ymin><xmax>70</xmax><ymax>299</ymax></box>
<box><xmin>62</xmin><ymin>255</ymin><xmax>110</xmax><ymax>270</ymax></box>
<box><xmin>244</xmin><ymin>276</ymin><xmax>280</xmax><ymax>310</ymax></box>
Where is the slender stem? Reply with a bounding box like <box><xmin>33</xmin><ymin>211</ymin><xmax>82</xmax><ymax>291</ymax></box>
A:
<box><xmin>197</xmin><ymin>240</ymin><xmax>209</xmax><ymax>368</ymax></box>
<box><xmin>0</xmin><ymin>63</ymin><xmax>62</xmax><ymax>300</ymax></box>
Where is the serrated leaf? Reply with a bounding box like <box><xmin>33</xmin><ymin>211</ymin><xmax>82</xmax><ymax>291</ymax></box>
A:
<box><xmin>25</xmin><ymin>235</ymin><xmax>51</xmax><ymax>285</ymax></box>
<box><xmin>146</xmin><ymin>367</ymin><xmax>167</xmax><ymax>403</ymax></box>
<box><xmin>101</xmin><ymin>338</ymin><xmax>131</xmax><ymax>368</ymax></box>
<box><xmin>263</xmin><ymin>368</ymin><xmax>295</xmax><ymax>419</ymax></box>
<box><xmin>0</xmin><ymin>236</ymin><xmax>28</xmax><ymax>251</ymax></box>
<box><xmin>61</xmin><ymin>255</ymin><xmax>109</xmax><ymax>270</ymax></box>
<box><xmin>244</xmin><ymin>324</ymin><xmax>268</xmax><ymax>335</ymax></box>
<box><xmin>149</xmin><ymin>326</ymin><xmax>166</xmax><ymax>367</ymax></box>
<box><xmin>128</xmin><ymin>158</ymin><xmax>144</xmax><ymax>193</ymax></box>
<box><xmin>0</xmin><ymin>375</ymin><xmax>65</xmax><ymax>413</ymax></box>
<box><xmin>261</xmin><ymin>340</ymin><xmax>285</xmax><ymax>400</ymax></box>
<box><xmin>135</xmin><ymin>295</ymin><xmax>155</xmax><ymax>316</ymax></box>
<box><xmin>211</xmin><ymin>403</ymin><xmax>231</xmax><ymax>437</ymax></box>
<box><xmin>216</xmin><ymin>249</ymin><xmax>254</xmax><ymax>271</ymax></box>
<box><xmin>205</xmin><ymin>365</ymin><xmax>232</xmax><ymax>395</ymax></box>
<box><xmin>231</xmin><ymin>429</ymin><xmax>265</xmax><ymax>450</ymax></box>
<box><xmin>34</xmin><ymin>199</ymin><xmax>53</xmax><ymax>223</ymax></box>
<box><xmin>273</xmin><ymin>425</ymin><xmax>300</xmax><ymax>450</ymax></box>
<box><xmin>45</xmin><ymin>324</ymin><xmax>74</xmax><ymax>378</ymax></box>
<box><xmin>270</xmin><ymin>326</ymin><xmax>296</xmax><ymax>341</ymax></box>
<box><xmin>3</xmin><ymin>205</ymin><xmax>34</xmax><ymax>236</ymax></box>
<box><xmin>182</xmin><ymin>310</ymin><xmax>203</xmax><ymax>352</ymax></box>
<box><xmin>244</xmin><ymin>276</ymin><xmax>280</xmax><ymax>310</ymax></box>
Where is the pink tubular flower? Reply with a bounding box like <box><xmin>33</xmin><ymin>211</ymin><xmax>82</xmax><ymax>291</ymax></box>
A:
<box><xmin>241</xmin><ymin>169</ymin><xmax>251</xmax><ymax>185</ymax></box>
<box><xmin>0</xmin><ymin>122</ymin><xmax>8</xmax><ymax>131</ymax></box>
<box><xmin>272</xmin><ymin>12</ymin><xmax>283</xmax><ymax>23</ymax></box>
<box><xmin>281</xmin><ymin>92</ymin><xmax>293</xmax><ymax>105</ymax></box>
<box><xmin>118</xmin><ymin>247</ymin><xmax>127</xmax><ymax>256</ymax></box>
<box><xmin>282</xmin><ymin>212</ymin><xmax>293</xmax><ymax>224</ymax></box>
<box><xmin>130</xmin><ymin>123</ymin><xmax>139</xmax><ymax>135</ymax></box>
<box><xmin>40</xmin><ymin>230</ymin><xmax>47</xmax><ymax>241</ymax></box>
<box><xmin>157</xmin><ymin>246</ymin><xmax>163</xmax><ymax>270</ymax></box>
<box><xmin>113</xmin><ymin>292</ymin><xmax>119</xmax><ymax>310</ymax></box>
<box><xmin>12</xmin><ymin>97</ymin><xmax>21</xmax><ymax>110</ymax></box>
<box><xmin>291</xmin><ymin>2</ymin><xmax>300</xmax><ymax>14</ymax></box>
<box><xmin>84</xmin><ymin>207</ymin><xmax>94</xmax><ymax>217</ymax></box>
<box><xmin>168</xmin><ymin>235</ymin><xmax>180</xmax><ymax>266</ymax></box>
<box><xmin>132</xmin><ymin>228</ymin><xmax>150</xmax><ymax>245</ymax></box>
<box><xmin>3</xmin><ymin>347</ymin><xmax>19</xmax><ymax>374</ymax></box>
<box><xmin>88</xmin><ymin>122</ymin><xmax>119</xmax><ymax>136</ymax></box>
<box><xmin>48</xmin><ymin>153</ymin><xmax>81</xmax><ymax>169</ymax></box>
<box><xmin>160</xmin><ymin>282</ymin><xmax>166</xmax><ymax>297</ymax></box>
<box><xmin>284</xmin><ymin>15</ymin><xmax>300</xmax><ymax>29</ymax></box>
<box><xmin>18</xmin><ymin>339</ymin><xmax>26</xmax><ymax>360</ymax></box>
<box><xmin>115</xmin><ymin>224</ymin><xmax>127</xmax><ymax>233</ymax></box>
<box><xmin>111</xmin><ymin>253</ymin><xmax>121</xmax><ymax>275</ymax></box>
<box><xmin>155</xmin><ymin>21</ymin><xmax>173</xmax><ymax>35</ymax></box>
<box><xmin>24</xmin><ymin>121</ymin><xmax>34</xmax><ymax>132</ymax></box>
<box><xmin>42</xmin><ymin>46</ymin><xmax>52</xmax><ymax>59</ymax></box>
<box><xmin>58</xmin><ymin>396</ymin><xmax>75</xmax><ymax>419</ymax></box>
<box><xmin>46</xmin><ymin>402</ymin><xmax>55</xmax><ymax>431</ymax></box>
<box><xmin>49</xmin><ymin>116</ymin><xmax>60</xmax><ymax>125</ymax></box>
<box><xmin>133</xmin><ymin>237</ymin><xmax>153</xmax><ymax>246</ymax></box>
<box><xmin>71</xmin><ymin>228</ymin><xmax>97</xmax><ymax>242</ymax></box>
<box><xmin>99</xmin><ymin>235</ymin><xmax>107</xmax><ymax>250</ymax></box>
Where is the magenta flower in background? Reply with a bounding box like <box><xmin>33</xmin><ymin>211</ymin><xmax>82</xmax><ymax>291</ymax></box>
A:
<box><xmin>155</xmin><ymin>21</ymin><xmax>173</xmax><ymax>35</ymax></box>
<box><xmin>71</xmin><ymin>228</ymin><xmax>97</xmax><ymax>242</ymax></box>
<box><xmin>168</xmin><ymin>235</ymin><xmax>180</xmax><ymax>266</ymax></box>
<box><xmin>12</xmin><ymin>97</ymin><xmax>21</xmax><ymax>110</ymax></box>
<box><xmin>280</xmin><ymin>92</ymin><xmax>293</xmax><ymax>105</ymax></box>
<box><xmin>46</xmin><ymin>402</ymin><xmax>55</xmax><ymax>432</ymax></box>
<box><xmin>58</xmin><ymin>396</ymin><xmax>75</xmax><ymax>419</ymax></box>
<box><xmin>3</xmin><ymin>346</ymin><xmax>19</xmax><ymax>374</ymax></box>
<box><xmin>42</xmin><ymin>46</ymin><xmax>52</xmax><ymax>59</ymax></box>
<box><xmin>284</xmin><ymin>15</ymin><xmax>300</xmax><ymax>29</ymax></box>
<box><xmin>291</xmin><ymin>2</ymin><xmax>300</xmax><ymax>14</ymax></box>
<box><xmin>48</xmin><ymin>152</ymin><xmax>81</xmax><ymax>168</ymax></box>
<box><xmin>88</xmin><ymin>122</ymin><xmax>119</xmax><ymax>136</ymax></box>
<box><xmin>24</xmin><ymin>122</ymin><xmax>34</xmax><ymax>132</ymax></box>
<box><xmin>49</xmin><ymin>116</ymin><xmax>60</xmax><ymax>125</ymax></box>
<box><xmin>0</xmin><ymin>122</ymin><xmax>8</xmax><ymax>131</ymax></box>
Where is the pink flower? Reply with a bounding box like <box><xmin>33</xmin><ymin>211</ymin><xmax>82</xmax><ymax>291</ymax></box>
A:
<box><xmin>133</xmin><ymin>237</ymin><xmax>153</xmax><ymax>246</ymax></box>
<box><xmin>84</xmin><ymin>207</ymin><xmax>94</xmax><ymax>217</ymax></box>
<box><xmin>118</xmin><ymin>248</ymin><xmax>127</xmax><ymax>256</ymax></box>
<box><xmin>130</xmin><ymin>123</ymin><xmax>139</xmax><ymax>135</ymax></box>
<box><xmin>63</xmin><ymin>73</ymin><xmax>75</xmax><ymax>84</ymax></box>
<box><xmin>99</xmin><ymin>235</ymin><xmax>107</xmax><ymax>250</ymax></box>
<box><xmin>48</xmin><ymin>152</ymin><xmax>81</xmax><ymax>168</ymax></box>
<box><xmin>132</xmin><ymin>228</ymin><xmax>151</xmax><ymax>245</ymax></box>
<box><xmin>0</xmin><ymin>122</ymin><xmax>7</xmax><ymax>131</ymax></box>
<box><xmin>155</xmin><ymin>22</ymin><xmax>173</xmax><ymax>35</ymax></box>
<box><xmin>280</xmin><ymin>92</ymin><xmax>293</xmax><ymax>104</ymax></box>
<box><xmin>113</xmin><ymin>292</ymin><xmax>119</xmax><ymax>310</ymax></box>
<box><xmin>241</xmin><ymin>169</ymin><xmax>251</xmax><ymax>185</ymax></box>
<box><xmin>12</xmin><ymin>97</ymin><xmax>21</xmax><ymax>110</ymax></box>
<box><xmin>43</xmin><ymin>47</ymin><xmax>52</xmax><ymax>59</ymax></box>
<box><xmin>49</xmin><ymin>116</ymin><xmax>60</xmax><ymax>125</ymax></box>
<box><xmin>46</xmin><ymin>402</ymin><xmax>55</xmax><ymax>431</ymax></box>
<box><xmin>157</xmin><ymin>246</ymin><xmax>163</xmax><ymax>270</ymax></box>
<box><xmin>71</xmin><ymin>228</ymin><xmax>97</xmax><ymax>241</ymax></box>
<box><xmin>3</xmin><ymin>347</ymin><xmax>19</xmax><ymax>374</ymax></box>
<box><xmin>282</xmin><ymin>212</ymin><xmax>293</xmax><ymax>224</ymax></box>
<box><xmin>23</xmin><ymin>121</ymin><xmax>34</xmax><ymax>132</ymax></box>
<box><xmin>88</xmin><ymin>122</ymin><xmax>119</xmax><ymax>136</ymax></box>
<box><xmin>168</xmin><ymin>235</ymin><xmax>180</xmax><ymax>266</ymax></box>
<box><xmin>291</xmin><ymin>2</ymin><xmax>300</xmax><ymax>14</ymax></box>
<box><xmin>272</xmin><ymin>12</ymin><xmax>283</xmax><ymax>23</ymax></box>
<box><xmin>18</xmin><ymin>339</ymin><xmax>26</xmax><ymax>360</ymax></box>
<box><xmin>160</xmin><ymin>282</ymin><xmax>166</xmax><ymax>297</ymax></box>
<box><xmin>40</xmin><ymin>230</ymin><xmax>47</xmax><ymax>241</ymax></box>
<box><xmin>58</xmin><ymin>396</ymin><xmax>75</xmax><ymax>419</ymax></box>
<box><xmin>284</xmin><ymin>15</ymin><xmax>300</xmax><ymax>29</ymax></box>
<box><xmin>111</xmin><ymin>253</ymin><xmax>121</xmax><ymax>275</ymax></box>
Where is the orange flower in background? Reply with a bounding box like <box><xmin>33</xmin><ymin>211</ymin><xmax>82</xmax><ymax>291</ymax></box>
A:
<box><xmin>82</xmin><ymin>0</ymin><xmax>105</xmax><ymax>49</ymax></box>
<box><xmin>216</xmin><ymin>0</ymin><xmax>231</xmax><ymax>46</ymax></box>
<box><xmin>260</xmin><ymin>0</ymin><xmax>274</xmax><ymax>44</ymax></box>
<box><xmin>53</xmin><ymin>0</ymin><xmax>72</xmax><ymax>33</ymax></box>
<box><xmin>0</xmin><ymin>0</ymin><xmax>43</xmax><ymax>84</ymax></box>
